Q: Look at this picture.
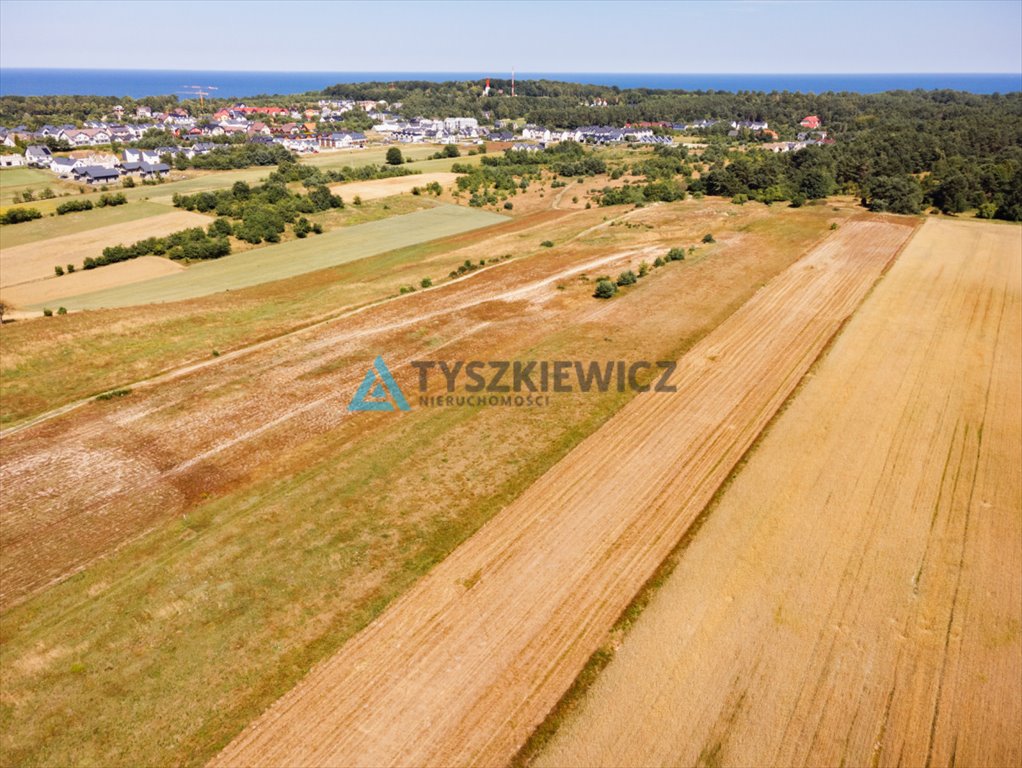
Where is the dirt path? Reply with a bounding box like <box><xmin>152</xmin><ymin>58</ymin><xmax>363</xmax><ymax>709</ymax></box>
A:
<box><xmin>209</xmin><ymin>219</ymin><xmax>917</xmax><ymax>768</ymax></box>
<box><xmin>535</xmin><ymin>218</ymin><xmax>1022</xmax><ymax>768</ymax></box>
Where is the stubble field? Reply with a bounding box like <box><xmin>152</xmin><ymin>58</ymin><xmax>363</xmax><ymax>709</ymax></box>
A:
<box><xmin>211</xmin><ymin>218</ymin><xmax>917</xmax><ymax>767</ymax></box>
<box><xmin>534</xmin><ymin>217</ymin><xmax>1022</xmax><ymax>768</ymax></box>
<box><xmin>0</xmin><ymin>197</ymin><xmax>847</xmax><ymax>767</ymax></box>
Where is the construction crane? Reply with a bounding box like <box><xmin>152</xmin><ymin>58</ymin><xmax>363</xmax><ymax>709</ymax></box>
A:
<box><xmin>178</xmin><ymin>84</ymin><xmax>219</xmax><ymax>108</ymax></box>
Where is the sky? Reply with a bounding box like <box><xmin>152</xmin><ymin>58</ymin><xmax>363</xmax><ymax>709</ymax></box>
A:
<box><xmin>1</xmin><ymin>0</ymin><xmax>1020</xmax><ymax>73</ymax></box>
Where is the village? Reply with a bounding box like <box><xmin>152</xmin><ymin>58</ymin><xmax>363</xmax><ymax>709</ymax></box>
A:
<box><xmin>0</xmin><ymin>95</ymin><xmax>830</xmax><ymax>184</ymax></box>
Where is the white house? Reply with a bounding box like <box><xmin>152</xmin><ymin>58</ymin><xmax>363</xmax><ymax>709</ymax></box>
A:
<box><xmin>0</xmin><ymin>153</ymin><xmax>26</xmax><ymax>167</ymax></box>
<box><xmin>50</xmin><ymin>156</ymin><xmax>79</xmax><ymax>176</ymax></box>
<box><xmin>25</xmin><ymin>145</ymin><xmax>53</xmax><ymax>167</ymax></box>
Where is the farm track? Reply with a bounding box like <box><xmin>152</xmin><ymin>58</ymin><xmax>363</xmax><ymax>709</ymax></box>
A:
<box><xmin>0</xmin><ymin>220</ymin><xmax>651</xmax><ymax>609</ymax></box>
<box><xmin>535</xmin><ymin>217</ymin><xmax>1022</xmax><ymax>768</ymax></box>
<box><xmin>210</xmin><ymin>219</ymin><xmax>917</xmax><ymax>767</ymax></box>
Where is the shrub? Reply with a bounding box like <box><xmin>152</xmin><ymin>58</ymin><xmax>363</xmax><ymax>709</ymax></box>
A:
<box><xmin>56</xmin><ymin>199</ymin><xmax>94</xmax><ymax>215</ymax></box>
<box><xmin>420</xmin><ymin>277</ymin><xmax>433</xmax><ymax>288</ymax></box>
<box><xmin>57</xmin><ymin>306</ymin><xmax>67</xmax><ymax>315</ymax></box>
<box><xmin>667</xmin><ymin>247</ymin><xmax>686</xmax><ymax>261</ymax></box>
<box><xmin>540</xmin><ymin>240</ymin><xmax>554</xmax><ymax>247</ymax></box>
<box><xmin>66</xmin><ymin>263</ymin><xmax>75</xmax><ymax>273</ymax></box>
<box><xmin>616</xmin><ymin>270</ymin><xmax>638</xmax><ymax>287</ymax></box>
<box><xmin>504</xmin><ymin>201</ymin><xmax>513</xmax><ymax>210</ymax></box>
<box><xmin>653</xmin><ymin>255</ymin><xmax>666</xmax><ymax>267</ymax></box>
<box><xmin>1</xmin><ymin>207</ymin><xmax>43</xmax><ymax>225</ymax></box>
<box><xmin>702</xmin><ymin>233</ymin><xmax>715</xmax><ymax>243</ymax></box>
<box><xmin>353</xmin><ymin>195</ymin><xmax>362</xmax><ymax>206</ymax></box>
<box><xmin>593</xmin><ymin>279</ymin><xmax>618</xmax><ymax>299</ymax></box>
<box><xmin>638</xmin><ymin>261</ymin><xmax>650</xmax><ymax>277</ymax></box>
<box><xmin>54</xmin><ymin>265</ymin><xmax>64</xmax><ymax>276</ymax></box>
<box><xmin>96</xmin><ymin>193</ymin><xmax>127</xmax><ymax>208</ymax></box>
<box><xmin>43</xmin><ymin>308</ymin><xmax>53</xmax><ymax>316</ymax></box>
<box><xmin>386</xmin><ymin>147</ymin><xmax>404</xmax><ymax>165</ymax></box>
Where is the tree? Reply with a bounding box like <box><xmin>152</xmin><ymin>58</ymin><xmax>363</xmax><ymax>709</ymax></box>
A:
<box><xmin>862</xmin><ymin>175</ymin><xmax>923</xmax><ymax>215</ymax></box>
<box><xmin>386</xmin><ymin>147</ymin><xmax>404</xmax><ymax>165</ymax></box>
<box><xmin>616</xmin><ymin>270</ymin><xmax>638</xmax><ymax>286</ymax></box>
<box><xmin>702</xmin><ymin>233</ymin><xmax>715</xmax><ymax>243</ymax></box>
<box><xmin>593</xmin><ymin>279</ymin><xmax>617</xmax><ymax>299</ymax></box>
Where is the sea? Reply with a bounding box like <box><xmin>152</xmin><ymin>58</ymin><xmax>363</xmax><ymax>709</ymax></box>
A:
<box><xmin>1</xmin><ymin>70</ymin><xmax>1020</xmax><ymax>98</ymax></box>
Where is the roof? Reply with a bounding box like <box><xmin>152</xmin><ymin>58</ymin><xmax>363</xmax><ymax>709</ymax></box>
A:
<box><xmin>140</xmin><ymin>162</ymin><xmax>170</xmax><ymax>173</ymax></box>
<box><xmin>77</xmin><ymin>165</ymin><xmax>120</xmax><ymax>179</ymax></box>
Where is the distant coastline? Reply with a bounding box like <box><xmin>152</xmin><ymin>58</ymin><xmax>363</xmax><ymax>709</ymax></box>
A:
<box><xmin>1</xmin><ymin>69</ymin><xmax>1020</xmax><ymax>98</ymax></box>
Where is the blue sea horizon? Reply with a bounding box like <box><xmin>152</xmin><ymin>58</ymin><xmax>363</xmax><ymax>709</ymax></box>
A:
<box><xmin>1</xmin><ymin>69</ymin><xmax>1020</xmax><ymax>99</ymax></box>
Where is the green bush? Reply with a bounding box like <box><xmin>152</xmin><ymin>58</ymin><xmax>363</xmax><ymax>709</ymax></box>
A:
<box><xmin>616</xmin><ymin>270</ymin><xmax>638</xmax><ymax>287</ymax></box>
<box><xmin>57</xmin><ymin>306</ymin><xmax>67</xmax><ymax>315</ymax></box>
<box><xmin>56</xmin><ymin>199</ymin><xmax>94</xmax><ymax>215</ymax></box>
<box><xmin>593</xmin><ymin>279</ymin><xmax>618</xmax><ymax>299</ymax></box>
<box><xmin>540</xmin><ymin>240</ymin><xmax>554</xmax><ymax>248</ymax></box>
<box><xmin>42</xmin><ymin>308</ymin><xmax>53</xmax><ymax>317</ymax></box>
<box><xmin>702</xmin><ymin>233</ymin><xmax>715</xmax><ymax>243</ymax></box>
<box><xmin>54</xmin><ymin>265</ymin><xmax>64</xmax><ymax>276</ymax></box>
<box><xmin>1</xmin><ymin>207</ymin><xmax>43</xmax><ymax>225</ymax></box>
<box><xmin>420</xmin><ymin>277</ymin><xmax>433</xmax><ymax>288</ymax></box>
<box><xmin>386</xmin><ymin>147</ymin><xmax>404</xmax><ymax>165</ymax></box>
<box><xmin>667</xmin><ymin>247</ymin><xmax>686</xmax><ymax>262</ymax></box>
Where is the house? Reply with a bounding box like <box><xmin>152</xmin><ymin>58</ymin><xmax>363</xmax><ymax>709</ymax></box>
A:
<box><xmin>0</xmin><ymin>153</ymin><xmax>26</xmax><ymax>167</ymax></box>
<box><xmin>318</xmin><ymin>132</ymin><xmax>366</xmax><ymax>148</ymax></box>
<box><xmin>73</xmin><ymin>165</ymin><xmax>121</xmax><ymax>184</ymax></box>
<box><xmin>0</xmin><ymin>128</ymin><xmax>16</xmax><ymax>147</ymax></box>
<box><xmin>800</xmin><ymin>115</ymin><xmax>821</xmax><ymax>129</ymax></box>
<box><xmin>118</xmin><ymin>160</ymin><xmax>144</xmax><ymax>175</ymax></box>
<box><xmin>136</xmin><ymin>105</ymin><xmax>152</xmax><ymax>118</ymax></box>
<box><xmin>139</xmin><ymin>161</ymin><xmax>170</xmax><ymax>179</ymax></box>
<box><xmin>25</xmin><ymin>145</ymin><xmax>53</xmax><ymax>167</ymax></box>
<box><xmin>122</xmin><ymin>147</ymin><xmax>143</xmax><ymax>163</ymax></box>
<box><xmin>50</xmin><ymin>156</ymin><xmax>79</xmax><ymax>176</ymax></box>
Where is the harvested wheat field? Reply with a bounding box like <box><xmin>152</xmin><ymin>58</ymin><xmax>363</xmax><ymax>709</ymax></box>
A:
<box><xmin>210</xmin><ymin>218</ymin><xmax>917</xmax><ymax>768</ymax></box>
<box><xmin>1</xmin><ymin>255</ymin><xmax>185</xmax><ymax>306</ymax></box>
<box><xmin>329</xmin><ymin>172</ymin><xmax>460</xmax><ymax>201</ymax></box>
<box><xmin>535</xmin><ymin>218</ymin><xmax>1022</xmax><ymax>768</ymax></box>
<box><xmin>0</xmin><ymin>209</ymin><xmax>211</xmax><ymax>288</ymax></box>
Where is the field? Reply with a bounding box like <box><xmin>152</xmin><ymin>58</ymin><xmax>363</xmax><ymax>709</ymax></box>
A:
<box><xmin>0</xmin><ymin>198</ymin><xmax>850</xmax><ymax>767</ymax></box>
<box><xmin>27</xmin><ymin>204</ymin><xmax>506</xmax><ymax>310</ymax></box>
<box><xmin>535</xmin><ymin>218</ymin><xmax>1022</xmax><ymax>767</ymax></box>
<box><xmin>329</xmin><ymin>171</ymin><xmax>460</xmax><ymax>201</ymax></box>
<box><xmin>0</xmin><ymin>200</ymin><xmax>176</xmax><ymax>249</ymax></box>
<box><xmin>209</xmin><ymin>218</ymin><xmax>917</xmax><ymax>767</ymax></box>
<box><xmin>0</xmin><ymin>209</ymin><xmax>211</xmax><ymax>290</ymax></box>
<box><xmin>1</xmin><ymin>256</ymin><xmax>186</xmax><ymax>307</ymax></box>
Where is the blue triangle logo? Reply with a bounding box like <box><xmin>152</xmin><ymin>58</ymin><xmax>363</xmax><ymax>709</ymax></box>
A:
<box><xmin>348</xmin><ymin>356</ymin><xmax>411</xmax><ymax>412</ymax></box>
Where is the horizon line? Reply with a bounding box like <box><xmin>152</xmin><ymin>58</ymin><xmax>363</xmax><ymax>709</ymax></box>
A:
<box><xmin>2</xmin><ymin>67</ymin><xmax>1020</xmax><ymax>76</ymax></box>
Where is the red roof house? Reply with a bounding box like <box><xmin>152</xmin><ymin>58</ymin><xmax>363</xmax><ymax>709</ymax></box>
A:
<box><xmin>800</xmin><ymin>115</ymin><xmax>821</xmax><ymax>129</ymax></box>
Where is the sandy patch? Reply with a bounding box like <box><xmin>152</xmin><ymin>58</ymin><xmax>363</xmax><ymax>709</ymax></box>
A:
<box><xmin>329</xmin><ymin>172</ymin><xmax>460</xmax><ymax>202</ymax></box>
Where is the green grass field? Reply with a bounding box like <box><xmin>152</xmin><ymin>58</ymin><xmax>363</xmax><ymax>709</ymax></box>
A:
<box><xmin>0</xmin><ymin>166</ymin><xmax>65</xmax><ymax>202</ymax></box>
<box><xmin>41</xmin><ymin>205</ymin><xmax>507</xmax><ymax>310</ymax></box>
<box><xmin>0</xmin><ymin>200</ymin><xmax>178</xmax><ymax>248</ymax></box>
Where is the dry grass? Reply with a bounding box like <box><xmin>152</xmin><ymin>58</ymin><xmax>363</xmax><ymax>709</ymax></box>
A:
<box><xmin>535</xmin><ymin>219</ymin><xmax>1022</xmax><ymax>768</ymax></box>
<box><xmin>0</xmin><ymin>201</ymin><xmax>844</xmax><ymax>768</ymax></box>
